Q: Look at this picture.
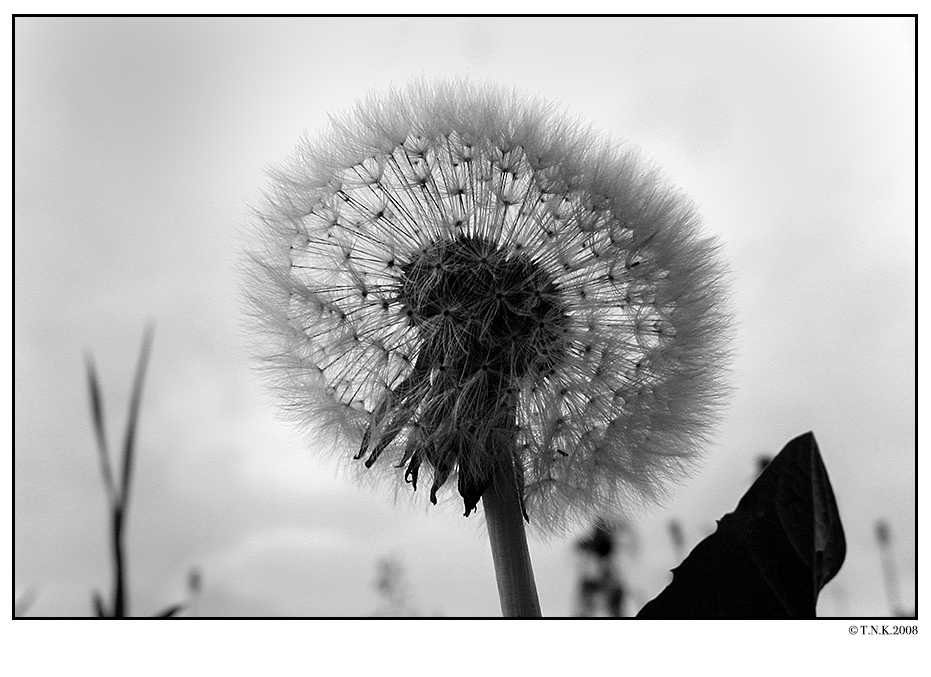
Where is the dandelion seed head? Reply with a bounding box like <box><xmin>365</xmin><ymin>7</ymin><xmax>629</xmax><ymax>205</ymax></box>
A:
<box><xmin>246</xmin><ymin>79</ymin><xmax>731</xmax><ymax>534</ymax></box>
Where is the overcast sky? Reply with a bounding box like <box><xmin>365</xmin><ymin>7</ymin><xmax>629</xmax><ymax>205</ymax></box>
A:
<box><xmin>14</xmin><ymin>17</ymin><xmax>915</xmax><ymax>619</ymax></box>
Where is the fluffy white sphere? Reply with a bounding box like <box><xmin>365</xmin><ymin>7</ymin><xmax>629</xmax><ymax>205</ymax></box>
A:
<box><xmin>246</xmin><ymin>80</ymin><xmax>731</xmax><ymax>533</ymax></box>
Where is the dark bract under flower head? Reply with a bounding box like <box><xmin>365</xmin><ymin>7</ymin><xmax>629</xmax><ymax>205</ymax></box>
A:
<box><xmin>361</xmin><ymin>233</ymin><xmax>571</xmax><ymax>516</ymax></box>
<box><xmin>248</xmin><ymin>80</ymin><xmax>731</xmax><ymax>533</ymax></box>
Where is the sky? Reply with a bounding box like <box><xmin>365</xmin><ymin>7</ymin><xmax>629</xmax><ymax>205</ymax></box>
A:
<box><xmin>13</xmin><ymin>17</ymin><xmax>916</xmax><ymax>619</ymax></box>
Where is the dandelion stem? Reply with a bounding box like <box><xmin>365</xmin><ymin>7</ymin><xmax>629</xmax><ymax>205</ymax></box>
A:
<box><xmin>482</xmin><ymin>463</ymin><xmax>541</xmax><ymax>618</ymax></box>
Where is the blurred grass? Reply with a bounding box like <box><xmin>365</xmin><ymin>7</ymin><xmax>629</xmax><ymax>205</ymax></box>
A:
<box><xmin>82</xmin><ymin>323</ymin><xmax>198</xmax><ymax>618</ymax></box>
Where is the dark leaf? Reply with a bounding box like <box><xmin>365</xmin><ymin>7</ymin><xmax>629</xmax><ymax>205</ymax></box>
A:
<box><xmin>638</xmin><ymin>431</ymin><xmax>845</xmax><ymax>618</ymax></box>
<box><xmin>154</xmin><ymin>604</ymin><xmax>186</xmax><ymax>618</ymax></box>
<box><xmin>92</xmin><ymin>590</ymin><xmax>109</xmax><ymax>618</ymax></box>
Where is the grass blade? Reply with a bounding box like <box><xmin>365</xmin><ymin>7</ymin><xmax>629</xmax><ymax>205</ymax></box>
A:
<box><xmin>153</xmin><ymin>603</ymin><xmax>186</xmax><ymax>618</ymax></box>
<box><xmin>84</xmin><ymin>353</ymin><xmax>116</xmax><ymax>504</ymax></box>
<box><xmin>15</xmin><ymin>587</ymin><xmax>37</xmax><ymax>617</ymax></box>
<box><xmin>92</xmin><ymin>590</ymin><xmax>109</xmax><ymax>618</ymax></box>
<box><xmin>118</xmin><ymin>322</ymin><xmax>155</xmax><ymax>508</ymax></box>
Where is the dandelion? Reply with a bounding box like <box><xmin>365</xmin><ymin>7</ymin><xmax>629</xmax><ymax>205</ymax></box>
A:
<box><xmin>246</xmin><ymin>80</ymin><xmax>730</xmax><ymax>616</ymax></box>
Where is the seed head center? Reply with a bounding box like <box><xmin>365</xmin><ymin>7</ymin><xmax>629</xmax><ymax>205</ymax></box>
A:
<box><xmin>399</xmin><ymin>235</ymin><xmax>568</xmax><ymax>380</ymax></box>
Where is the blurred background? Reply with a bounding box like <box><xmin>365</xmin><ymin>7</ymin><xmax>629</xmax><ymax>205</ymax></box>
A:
<box><xmin>14</xmin><ymin>16</ymin><xmax>915</xmax><ymax>617</ymax></box>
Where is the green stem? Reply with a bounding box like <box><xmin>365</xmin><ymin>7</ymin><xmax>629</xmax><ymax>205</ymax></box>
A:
<box><xmin>482</xmin><ymin>464</ymin><xmax>541</xmax><ymax>617</ymax></box>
